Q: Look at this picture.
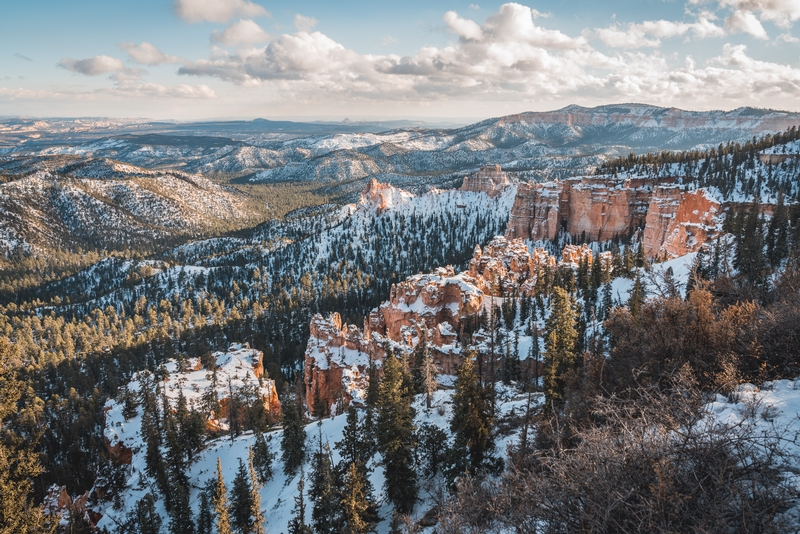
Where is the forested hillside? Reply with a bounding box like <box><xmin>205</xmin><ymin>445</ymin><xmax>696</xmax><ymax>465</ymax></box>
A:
<box><xmin>0</xmin><ymin>125</ymin><xmax>799</xmax><ymax>533</ymax></box>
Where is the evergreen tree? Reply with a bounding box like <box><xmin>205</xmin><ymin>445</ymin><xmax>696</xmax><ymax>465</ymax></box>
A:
<box><xmin>309</xmin><ymin>433</ymin><xmax>339</xmax><ymax>534</ymax></box>
<box><xmin>127</xmin><ymin>493</ymin><xmax>162</xmax><ymax>534</ymax></box>
<box><xmin>449</xmin><ymin>353</ymin><xmax>495</xmax><ymax>477</ymax></box>
<box><xmin>0</xmin><ymin>340</ymin><xmax>54</xmax><ymax>534</ymax></box>
<box><xmin>376</xmin><ymin>352</ymin><xmax>418</xmax><ymax>514</ymax></box>
<box><xmin>287</xmin><ymin>471</ymin><xmax>313</xmax><ymax>534</ymax></box>
<box><xmin>543</xmin><ymin>287</ymin><xmax>578</xmax><ymax>408</ymax></box>
<box><xmin>419</xmin><ymin>344</ymin><xmax>438</xmax><ymax>410</ymax></box>
<box><xmin>230</xmin><ymin>458</ymin><xmax>254</xmax><ymax>534</ymax></box>
<box><xmin>251</xmin><ymin>431</ymin><xmax>275</xmax><ymax>484</ymax></box>
<box><xmin>340</xmin><ymin>462</ymin><xmax>376</xmax><ymax>534</ymax></box>
<box><xmin>336</xmin><ymin>406</ymin><xmax>369</xmax><ymax>470</ymax></box>
<box><xmin>281</xmin><ymin>399</ymin><xmax>307</xmax><ymax>476</ymax></box>
<box><xmin>197</xmin><ymin>489</ymin><xmax>213</xmax><ymax>534</ymax></box>
<box><xmin>212</xmin><ymin>458</ymin><xmax>233</xmax><ymax>534</ymax></box>
<box><xmin>248</xmin><ymin>448</ymin><xmax>266</xmax><ymax>534</ymax></box>
<box><xmin>628</xmin><ymin>273</ymin><xmax>646</xmax><ymax>319</ymax></box>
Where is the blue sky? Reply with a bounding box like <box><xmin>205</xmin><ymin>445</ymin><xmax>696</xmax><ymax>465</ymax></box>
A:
<box><xmin>2</xmin><ymin>0</ymin><xmax>800</xmax><ymax>120</ymax></box>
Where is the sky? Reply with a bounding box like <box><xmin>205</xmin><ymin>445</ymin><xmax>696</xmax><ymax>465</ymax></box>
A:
<box><xmin>2</xmin><ymin>0</ymin><xmax>800</xmax><ymax>121</ymax></box>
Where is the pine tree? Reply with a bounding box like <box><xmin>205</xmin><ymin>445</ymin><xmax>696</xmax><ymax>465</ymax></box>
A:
<box><xmin>340</xmin><ymin>462</ymin><xmax>376</xmax><ymax>534</ymax></box>
<box><xmin>628</xmin><ymin>273</ymin><xmax>646</xmax><ymax>318</ymax></box>
<box><xmin>281</xmin><ymin>400</ymin><xmax>307</xmax><ymax>476</ymax></box>
<box><xmin>543</xmin><ymin>287</ymin><xmax>578</xmax><ymax>408</ymax></box>
<box><xmin>449</xmin><ymin>353</ymin><xmax>495</xmax><ymax>477</ymax></box>
<box><xmin>230</xmin><ymin>458</ymin><xmax>254</xmax><ymax>534</ymax></box>
<box><xmin>129</xmin><ymin>493</ymin><xmax>162</xmax><ymax>534</ymax></box>
<box><xmin>336</xmin><ymin>406</ymin><xmax>369</xmax><ymax>470</ymax></box>
<box><xmin>197</xmin><ymin>489</ymin><xmax>213</xmax><ymax>534</ymax></box>
<box><xmin>252</xmin><ymin>431</ymin><xmax>275</xmax><ymax>484</ymax></box>
<box><xmin>0</xmin><ymin>340</ymin><xmax>54</xmax><ymax>534</ymax></box>
<box><xmin>212</xmin><ymin>458</ymin><xmax>233</xmax><ymax>534</ymax></box>
<box><xmin>287</xmin><ymin>471</ymin><xmax>313</xmax><ymax>534</ymax></box>
<box><xmin>248</xmin><ymin>448</ymin><xmax>266</xmax><ymax>534</ymax></box>
<box><xmin>309</xmin><ymin>433</ymin><xmax>339</xmax><ymax>534</ymax></box>
<box><xmin>376</xmin><ymin>352</ymin><xmax>418</xmax><ymax>514</ymax></box>
<box><xmin>420</xmin><ymin>344</ymin><xmax>438</xmax><ymax>410</ymax></box>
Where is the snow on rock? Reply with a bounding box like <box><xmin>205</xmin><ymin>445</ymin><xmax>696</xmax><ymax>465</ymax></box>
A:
<box><xmin>103</xmin><ymin>343</ymin><xmax>280</xmax><ymax>470</ymax></box>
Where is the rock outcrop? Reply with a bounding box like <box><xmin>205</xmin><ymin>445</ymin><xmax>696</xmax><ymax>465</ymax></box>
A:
<box><xmin>461</xmin><ymin>164</ymin><xmax>512</xmax><ymax>198</ymax></box>
<box><xmin>358</xmin><ymin>178</ymin><xmax>414</xmax><ymax>214</ymax></box>
<box><xmin>506</xmin><ymin>177</ymin><xmax>669</xmax><ymax>245</ymax></box>
<box><xmin>505</xmin><ymin>176</ymin><xmax>725</xmax><ymax>258</ymax></box>
<box><xmin>643</xmin><ymin>187</ymin><xmax>720</xmax><ymax>259</ymax></box>
<box><xmin>304</xmin><ymin>236</ymin><xmax>563</xmax><ymax>413</ymax></box>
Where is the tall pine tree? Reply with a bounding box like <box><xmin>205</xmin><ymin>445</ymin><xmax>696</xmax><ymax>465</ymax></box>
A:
<box><xmin>376</xmin><ymin>352</ymin><xmax>418</xmax><ymax>514</ymax></box>
<box><xmin>543</xmin><ymin>287</ymin><xmax>578</xmax><ymax>409</ymax></box>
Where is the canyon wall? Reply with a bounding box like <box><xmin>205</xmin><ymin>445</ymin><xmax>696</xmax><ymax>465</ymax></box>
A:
<box><xmin>304</xmin><ymin>236</ymin><xmax>557</xmax><ymax>413</ymax></box>
<box><xmin>642</xmin><ymin>187</ymin><xmax>720</xmax><ymax>259</ymax></box>
<box><xmin>461</xmin><ymin>164</ymin><xmax>512</xmax><ymax>198</ymax></box>
<box><xmin>506</xmin><ymin>176</ymin><xmax>720</xmax><ymax>259</ymax></box>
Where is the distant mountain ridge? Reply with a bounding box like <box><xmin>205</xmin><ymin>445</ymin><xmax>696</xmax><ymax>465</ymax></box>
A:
<box><xmin>2</xmin><ymin>104</ymin><xmax>799</xmax><ymax>195</ymax></box>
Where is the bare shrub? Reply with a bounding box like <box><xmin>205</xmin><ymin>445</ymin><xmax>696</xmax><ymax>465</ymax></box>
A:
<box><xmin>439</xmin><ymin>374</ymin><xmax>797</xmax><ymax>534</ymax></box>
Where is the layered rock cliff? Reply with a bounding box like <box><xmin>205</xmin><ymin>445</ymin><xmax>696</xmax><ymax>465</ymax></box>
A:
<box><xmin>461</xmin><ymin>164</ymin><xmax>512</xmax><ymax>198</ymax></box>
<box><xmin>643</xmin><ymin>187</ymin><xmax>720</xmax><ymax>259</ymax></box>
<box><xmin>304</xmin><ymin>236</ymin><xmax>562</xmax><ymax>413</ymax></box>
<box><xmin>505</xmin><ymin>176</ymin><xmax>722</xmax><ymax>259</ymax></box>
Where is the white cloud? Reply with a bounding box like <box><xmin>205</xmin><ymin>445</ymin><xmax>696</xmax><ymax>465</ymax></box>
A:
<box><xmin>58</xmin><ymin>55</ymin><xmax>133</xmax><ymax>76</ymax></box>
<box><xmin>174</xmin><ymin>0</ymin><xmax>267</xmax><ymax>23</ymax></box>
<box><xmin>725</xmin><ymin>9</ymin><xmax>769</xmax><ymax>38</ymax></box>
<box><xmin>172</xmin><ymin>2</ymin><xmax>800</xmax><ymax>110</ymax></box>
<box><xmin>294</xmin><ymin>14</ymin><xmax>319</xmax><ymax>32</ymax></box>
<box><xmin>211</xmin><ymin>19</ymin><xmax>270</xmax><ymax>46</ymax></box>
<box><xmin>719</xmin><ymin>0</ymin><xmax>800</xmax><ymax>27</ymax></box>
<box><xmin>444</xmin><ymin>11</ymin><xmax>484</xmax><ymax>41</ymax></box>
<box><xmin>120</xmin><ymin>42</ymin><xmax>181</xmax><ymax>65</ymax></box>
<box><xmin>382</xmin><ymin>35</ymin><xmax>398</xmax><ymax>45</ymax></box>
<box><xmin>0</xmin><ymin>82</ymin><xmax>216</xmax><ymax>101</ymax></box>
<box><xmin>778</xmin><ymin>31</ymin><xmax>800</xmax><ymax>41</ymax></box>
<box><xmin>690</xmin><ymin>0</ymin><xmax>800</xmax><ymax>28</ymax></box>
<box><xmin>593</xmin><ymin>17</ymin><xmax>724</xmax><ymax>49</ymax></box>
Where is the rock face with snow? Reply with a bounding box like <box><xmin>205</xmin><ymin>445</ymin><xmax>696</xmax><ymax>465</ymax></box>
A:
<box><xmin>304</xmin><ymin>236</ymin><xmax>559</xmax><ymax>412</ymax></box>
<box><xmin>358</xmin><ymin>178</ymin><xmax>415</xmax><ymax>214</ymax></box>
<box><xmin>643</xmin><ymin>187</ymin><xmax>720</xmax><ymax>259</ymax></box>
<box><xmin>460</xmin><ymin>164</ymin><xmax>512</xmax><ymax>198</ymax></box>
<box><xmin>103</xmin><ymin>344</ymin><xmax>281</xmax><ymax>469</ymax></box>
<box><xmin>505</xmin><ymin>176</ymin><xmax>722</xmax><ymax>259</ymax></box>
<box><xmin>506</xmin><ymin>177</ymin><xmax>668</xmax><ymax>244</ymax></box>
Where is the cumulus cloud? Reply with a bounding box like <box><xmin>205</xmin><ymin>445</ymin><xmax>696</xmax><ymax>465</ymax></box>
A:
<box><xmin>120</xmin><ymin>42</ymin><xmax>181</xmax><ymax>65</ymax></box>
<box><xmin>444</xmin><ymin>11</ymin><xmax>484</xmax><ymax>41</ymax></box>
<box><xmin>294</xmin><ymin>14</ymin><xmax>318</xmax><ymax>32</ymax></box>
<box><xmin>593</xmin><ymin>17</ymin><xmax>724</xmax><ymax>48</ymax></box>
<box><xmin>58</xmin><ymin>55</ymin><xmax>132</xmax><ymax>76</ymax></box>
<box><xmin>174</xmin><ymin>0</ymin><xmax>267</xmax><ymax>23</ymax></box>
<box><xmin>211</xmin><ymin>19</ymin><xmax>270</xmax><ymax>46</ymax></box>
<box><xmin>725</xmin><ymin>9</ymin><xmax>769</xmax><ymax>38</ymax></box>
<box><xmin>172</xmin><ymin>2</ymin><xmax>800</xmax><ymax>109</ymax></box>
<box><xmin>778</xmin><ymin>31</ymin><xmax>800</xmax><ymax>41</ymax></box>
<box><xmin>718</xmin><ymin>0</ymin><xmax>800</xmax><ymax>27</ymax></box>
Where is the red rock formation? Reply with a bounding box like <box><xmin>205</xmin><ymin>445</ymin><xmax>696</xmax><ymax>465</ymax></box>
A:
<box><xmin>643</xmin><ymin>187</ymin><xmax>720</xmax><ymax>259</ymax></box>
<box><xmin>105</xmin><ymin>437</ymin><xmax>133</xmax><ymax>466</ymax></box>
<box><xmin>506</xmin><ymin>177</ymin><xmax>670</xmax><ymax>244</ymax></box>
<box><xmin>561</xmin><ymin>244</ymin><xmax>593</xmax><ymax>265</ymax></box>
<box><xmin>505</xmin><ymin>181</ymin><xmax>561</xmax><ymax>241</ymax></box>
<box><xmin>758</xmin><ymin>153</ymin><xmax>798</xmax><ymax>165</ymax></box>
<box><xmin>304</xmin><ymin>237</ymin><xmax>560</xmax><ymax>412</ymax></box>
<box><xmin>460</xmin><ymin>164</ymin><xmax>512</xmax><ymax>198</ymax></box>
<box><xmin>358</xmin><ymin>178</ymin><xmax>413</xmax><ymax>214</ymax></box>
